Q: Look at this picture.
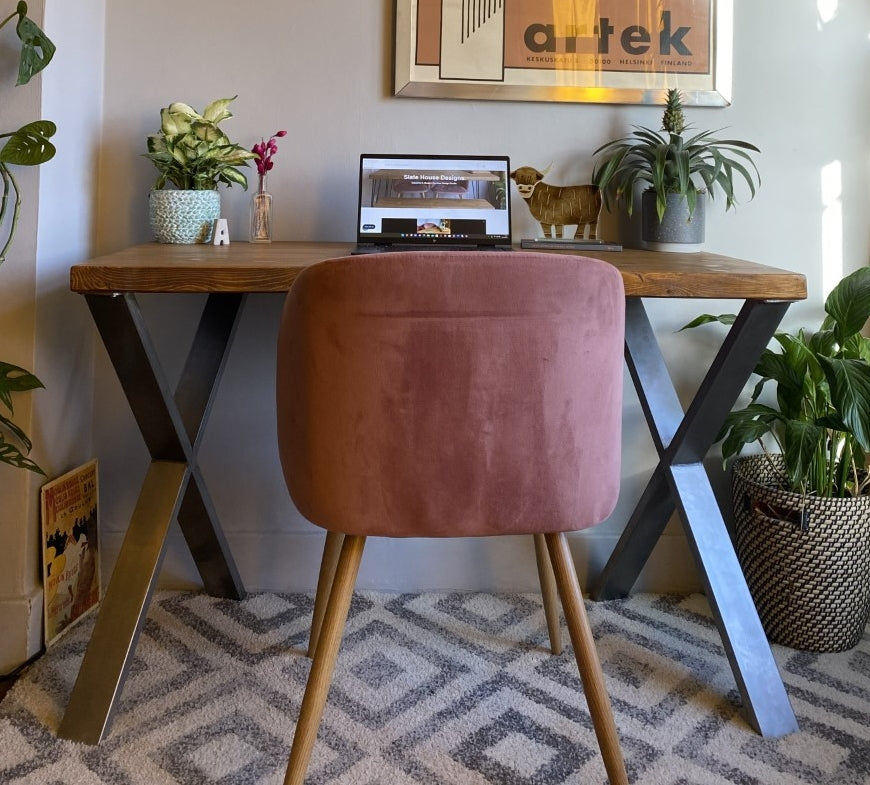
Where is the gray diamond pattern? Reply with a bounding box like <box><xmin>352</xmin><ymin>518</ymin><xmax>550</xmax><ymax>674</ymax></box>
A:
<box><xmin>0</xmin><ymin>591</ymin><xmax>867</xmax><ymax>785</ymax></box>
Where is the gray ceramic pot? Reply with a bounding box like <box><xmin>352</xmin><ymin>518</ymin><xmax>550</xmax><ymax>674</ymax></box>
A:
<box><xmin>641</xmin><ymin>190</ymin><xmax>705</xmax><ymax>252</ymax></box>
<box><xmin>148</xmin><ymin>189</ymin><xmax>220</xmax><ymax>244</ymax></box>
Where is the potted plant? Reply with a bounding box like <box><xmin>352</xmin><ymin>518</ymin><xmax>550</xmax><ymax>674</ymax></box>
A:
<box><xmin>1</xmin><ymin>1</ymin><xmax>55</xmax><ymax>475</ymax></box>
<box><xmin>144</xmin><ymin>97</ymin><xmax>257</xmax><ymax>244</ymax></box>
<box><xmin>592</xmin><ymin>88</ymin><xmax>760</xmax><ymax>251</ymax></box>
<box><xmin>685</xmin><ymin>267</ymin><xmax>870</xmax><ymax>650</ymax></box>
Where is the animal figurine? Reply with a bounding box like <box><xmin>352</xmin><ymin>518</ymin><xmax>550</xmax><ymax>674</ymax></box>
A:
<box><xmin>510</xmin><ymin>166</ymin><xmax>602</xmax><ymax>240</ymax></box>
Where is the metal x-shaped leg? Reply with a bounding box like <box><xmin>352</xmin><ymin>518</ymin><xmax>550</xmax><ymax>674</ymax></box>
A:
<box><xmin>592</xmin><ymin>297</ymin><xmax>799</xmax><ymax>738</ymax></box>
<box><xmin>58</xmin><ymin>292</ymin><xmax>247</xmax><ymax>744</ymax></box>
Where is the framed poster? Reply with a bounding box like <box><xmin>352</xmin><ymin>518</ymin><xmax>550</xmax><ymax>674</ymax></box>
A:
<box><xmin>41</xmin><ymin>460</ymin><xmax>100</xmax><ymax>646</ymax></box>
<box><xmin>395</xmin><ymin>0</ymin><xmax>732</xmax><ymax>106</ymax></box>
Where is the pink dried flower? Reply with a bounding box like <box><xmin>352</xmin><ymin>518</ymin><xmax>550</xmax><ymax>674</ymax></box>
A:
<box><xmin>252</xmin><ymin>130</ymin><xmax>287</xmax><ymax>176</ymax></box>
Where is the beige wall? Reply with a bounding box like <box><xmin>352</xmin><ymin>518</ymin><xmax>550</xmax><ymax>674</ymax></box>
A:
<box><xmin>3</xmin><ymin>0</ymin><xmax>870</xmax><ymax>672</ymax></box>
<box><xmin>0</xmin><ymin>0</ymin><xmax>104</xmax><ymax>673</ymax></box>
<box><xmin>91</xmin><ymin>0</ymin><xmax>870</xmax><ymax>595</ymax></box>
<box><xmin>0</xmin><ymin>1</ymin><xmax>44</xmax><ymax>674</ymax></box>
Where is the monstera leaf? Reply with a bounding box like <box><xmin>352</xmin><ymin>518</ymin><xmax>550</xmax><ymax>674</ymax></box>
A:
<box><xmin>0</xmin><ymin>120</ymin><xmax>56</xmax><ymax>166</ymax></box>
<box><xmin>13</xmin><ymin>1</ymin><xmax>55</xmax><ymax>85</ymax></box>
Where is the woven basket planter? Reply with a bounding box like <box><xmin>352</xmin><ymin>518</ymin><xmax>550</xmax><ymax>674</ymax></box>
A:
<box><xmin>731</xmin><ymin>455</ymin><xmax>870</xmax><ymax>651</ymax></box>
<box><xmin>148</xmin><ymin>189</ymin><xmax>220</xmax><ymax>244</ymax></box>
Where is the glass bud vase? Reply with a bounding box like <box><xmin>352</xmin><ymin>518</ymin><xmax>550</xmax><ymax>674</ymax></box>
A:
<box><xmin>250</xmin><ymin>174</ymin><xmax>272</xmax><ymax>243</ymax></box>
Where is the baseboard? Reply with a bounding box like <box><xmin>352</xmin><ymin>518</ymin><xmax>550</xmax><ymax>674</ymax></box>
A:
<box><xmin>0</xmin><ymin>589</ymin><xmax>43</xmax><ymax>676</ymax></box>
<box><xmin>100</xmin><ymin>530</ymin><xmax>703</xmax><ymax>596</ymax></box>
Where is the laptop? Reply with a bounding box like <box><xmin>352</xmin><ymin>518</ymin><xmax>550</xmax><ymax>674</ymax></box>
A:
<box><xmin>352</xmin><ymin>153</ymin><xmax>513</xmax><ymax>253</ymax></box>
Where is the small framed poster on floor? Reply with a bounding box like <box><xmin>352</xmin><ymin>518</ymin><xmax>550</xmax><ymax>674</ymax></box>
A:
<box><xmin>41</xmin><ymin>460</ymin><xmax>100</xmax><ymax>646</ymax></box>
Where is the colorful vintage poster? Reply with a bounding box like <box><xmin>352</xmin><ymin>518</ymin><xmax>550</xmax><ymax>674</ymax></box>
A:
<box><xmin>41</xmin><ymin>460</ymin><xmax>100</xmax><ymax>646</ymax></box>
<box><xmin>396</xmin><ymin>0</ymin><xmax>729</xmax><ymax>105</ymax></box>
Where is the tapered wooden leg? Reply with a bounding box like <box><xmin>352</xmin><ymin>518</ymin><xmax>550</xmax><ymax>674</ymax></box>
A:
<box><xmin>533</xmin><ymin>534</ymin><xmax>562</xmax><ymax>655</ymax></box>
<box><xmin>284</xmin><ymin>534</ymin><xmax>365</xmax><ymax>785</ymax></box>
<box><xmin>545</xmin><ymin>533</ymin><xmax>628</xmax><ymax>785</ymax></box>
<box><xmin>307</xmin><ymin>530</ymin><xmax>344</xmax><ymax>658</ymax></box>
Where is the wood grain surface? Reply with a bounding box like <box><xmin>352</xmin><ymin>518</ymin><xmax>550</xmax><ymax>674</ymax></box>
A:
<box><xmin>70</xmin><ymin>242</ymin><xmax>807</xmax><ymax>301</ymax></box>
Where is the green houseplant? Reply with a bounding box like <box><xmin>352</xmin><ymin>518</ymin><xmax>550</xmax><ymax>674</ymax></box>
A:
<box><xmin>0</xmin><ymin>1</ymin><xmax>55</xmax><ymax>475</ymax></box>
<box><xmin>144</xmin><ymin>97</ymin><xmax>257</xmax><ymax>243</ymax></box>
<box><xmin>685</xmin><ymin>266</ymin><xmax>870</xmax><ymax>650</ymax></box>
<box><xmin>592</xmin><ymin>88</ymin><xmax>760</xmax><ymax>250</ymax></box>
<box><xmin>689</xmin><ymin>267</ymin><xmax>870</xmax><ymax>495</ymax></box>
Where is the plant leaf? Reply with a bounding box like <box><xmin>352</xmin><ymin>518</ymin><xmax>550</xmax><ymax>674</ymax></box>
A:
<box><xmin>781</xmin><ymin>420</ymin><xmax>825</xmax><ymax>491</ymax></box>
<box><xmin>0</xmin><ymin>434</ymin><xmax>44</xmax><ymax>474</ymax></box>
<box><xmin>678</xmin><ymin>313</ymin><xmax>736</xmax><ymax>331</ymax></box>
<box><xmin>0</xmin><ymin>120</ymin><xmax>56</xmax><ymax>166</ymax></box>
<box><xmin>844</xmin><ymin>334</ymin><xmax>870</xmax><ymax>363</ymax></box>
<box><xmin>753</xmin><ymin>349</ymin><xmax>804</xmax><ymax>393</ymax></box>
<box><xmin>824</xmin><ymin>266</ymin><xmax>870</xmax><ymax>344</ymax></box>
<box><xmin>808</xmin><ymin>328</ymin><xmax>838</xmax><ymax>359</ymax></box>
<box><xmin>14</xmin><ymin>10</ymin><xmax>56</xmax><ymax>85</ymax></box>
<box><xmin>0</xmin><ymin>408</ymin><xmax>31</xmax><ymax>451</ymax></box>
<box><xmin>818</xmin><ymin>356</ymin><xmax>870</xmax><ymax>452</ymax></box>
<box><xmin>0</xmin><ymin>361</ymin><xmax>44</xmax><ymax>412</ymax></box>
<box><xmin>775</xmin><ymin>330</ymin><xmax>823</xmax><ymax>387</ymax></box>
<box><xmin>202</xmin><ymin>96</ymin><xmax>237</xmax><ymax>125</ymax></box>
<box><xmin>718</xmin><ymin>404</ymin><xmax>781</xmax><ymax>462</ymax></box>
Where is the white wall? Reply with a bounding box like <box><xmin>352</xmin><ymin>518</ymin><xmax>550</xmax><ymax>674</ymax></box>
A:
<box><xmin>0</xmin><ymin>0</ymin><xmax>104</xmax><ymax>673</ymax></box>
<box><xmin>35</xmin><ymin>0</ymin><xmax>104</xmax><ymax>480</ymax></box>
<box><xmin>84</xmin><ymin>1</ymin><xmax>870</xmax><ymax>597</ymax></box>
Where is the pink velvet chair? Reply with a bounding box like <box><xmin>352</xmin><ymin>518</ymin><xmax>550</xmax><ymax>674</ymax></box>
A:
<box><xmin>276</xmin><ymin>251</ymin><xmax>628</xmax><ymax>785</ymax></box>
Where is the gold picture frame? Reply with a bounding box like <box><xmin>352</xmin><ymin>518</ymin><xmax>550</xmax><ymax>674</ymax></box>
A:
<box><xmin>394</xmin><ymin>0</ymin><xmax>733</xmax><ymax>106</ymax></box>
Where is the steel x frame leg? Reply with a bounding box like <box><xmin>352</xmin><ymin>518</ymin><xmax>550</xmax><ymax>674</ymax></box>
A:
<box><xmin>58</xmin><ymin>292</ymin><xmax>247</xmax><ymax>744</ymax></box>
<box><xmin>592</xmin><ymin>297</ymin><xmax>799</xmax><ymax>738</ymax></box>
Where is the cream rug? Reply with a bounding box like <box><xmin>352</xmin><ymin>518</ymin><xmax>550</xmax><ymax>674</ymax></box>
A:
<box><xmin>0</xmin><ymin>591</ymin><xmax>867</xmax><ymax>784</ymax></box>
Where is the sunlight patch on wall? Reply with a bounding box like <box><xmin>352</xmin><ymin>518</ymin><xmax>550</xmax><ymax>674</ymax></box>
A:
<box><xmin>817</xmin><ymin>0</ymin><xmax>838</xmax><ymax>26</ymax></box>
<box><xmin>821</xmin><ymin>160</ymin><xmax>843</xmax><ymax>298</ymax></box>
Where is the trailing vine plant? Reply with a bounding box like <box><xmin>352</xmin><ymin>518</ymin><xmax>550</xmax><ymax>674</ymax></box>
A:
<box><xmin>0</xmin><ymin>1</ymin><xmax>55</xmax><ymax>474</ymax></box>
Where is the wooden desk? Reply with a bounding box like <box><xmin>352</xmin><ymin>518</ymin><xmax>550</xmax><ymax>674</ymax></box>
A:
<box><xmin>66</xmin><ymin>242</ymin><xmax>806</xmax><ymax>744</ymax></box>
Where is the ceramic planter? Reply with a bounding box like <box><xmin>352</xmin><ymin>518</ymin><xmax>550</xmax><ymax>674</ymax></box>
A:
<box><xmin>641</xmin><ymin>190</ymin><xmax>705</xmax><ymax>252</ymax></box>
<box><xmin>148</xmin><ymin>189</ymin><xmax>220</xmax><ymax>244</ymax></box>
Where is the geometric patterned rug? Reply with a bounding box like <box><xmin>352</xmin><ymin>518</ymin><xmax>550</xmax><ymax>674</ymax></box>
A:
<box><xmin>0</xmin><ymin>591</ymin><xmax>867</xmax><ymax>785</ymax></box>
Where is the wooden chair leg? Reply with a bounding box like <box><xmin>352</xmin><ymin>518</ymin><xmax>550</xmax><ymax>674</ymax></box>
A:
<box><xmin>533</xmin><ymin>533</ymin><xmax>562</xmax><ymax>655</ymax></box>
<box><xmin>307</xmin><ymin>530</ymin><xmax>344</xmax><ymax>658</ymax></box>
<box><xmin>545</xmin><ymin>532</ymin><xmax>628</xmax><ymax>785</ymax></box>
<box><xmin>284</xmin><ymin>534</ymin><xmax>366</xmax><ymax>785</ymax></box>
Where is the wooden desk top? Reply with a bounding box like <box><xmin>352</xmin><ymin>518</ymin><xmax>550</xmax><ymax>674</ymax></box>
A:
<box><xmin>70</xmin><ymin>242</ymin><xmax>807</xmax><ymax>301</ymax></box>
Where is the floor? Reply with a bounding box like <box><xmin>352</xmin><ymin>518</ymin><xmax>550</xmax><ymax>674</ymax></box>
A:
<box><xmin>0</xmin><ymin>674</ymin><xmax>16</xmax><ymax>702</ymax></box>
<box><xmin>0</xmin><ymin>655</ymin><xmax>38</xmax><ymax>703</ymax></box>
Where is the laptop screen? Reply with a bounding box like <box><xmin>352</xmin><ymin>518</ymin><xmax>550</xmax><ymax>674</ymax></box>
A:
<box><xmin>356</xmin><ymin>154</ymin><xmax>511</xmax><ymax>248</ymax></box>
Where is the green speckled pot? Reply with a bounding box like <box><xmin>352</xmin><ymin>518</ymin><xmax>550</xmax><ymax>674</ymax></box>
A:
<box><xmin>148</xmin><ymin>189</ymin><xmax>220</xmax><ymax>244</ymax></box>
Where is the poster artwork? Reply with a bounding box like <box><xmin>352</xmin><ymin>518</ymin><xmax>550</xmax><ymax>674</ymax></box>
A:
<box><xmin>416</xmin><ymin>0</ymin><xmax>711</xmax><ymax>78</ymax></box>
<box><xmin>41</xmin><ymin>460</ymin><xmax>100</xmax><ymax>646</ymax></box>
<box><xmin>397</xmin><ymin>0</ymin><xmax>725</xmax><ymax>105</ymax></box>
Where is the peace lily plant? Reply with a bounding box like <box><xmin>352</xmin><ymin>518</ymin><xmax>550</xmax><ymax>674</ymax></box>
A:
<box><xmin>684</xmin><ymin>267</ymin><xmax>870</xmax><ymax>498</ymax></box>
<box><xmin>0</xmin><ymin>1</ymin><xmax>55</xmax><ymax>474</ymax></box>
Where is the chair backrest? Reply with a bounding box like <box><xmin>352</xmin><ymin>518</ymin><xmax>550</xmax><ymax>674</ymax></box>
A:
<box><xmin>277</xmin><ymin>252</ymin><xmax>625</xmax><ymax>538</ymax></box>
